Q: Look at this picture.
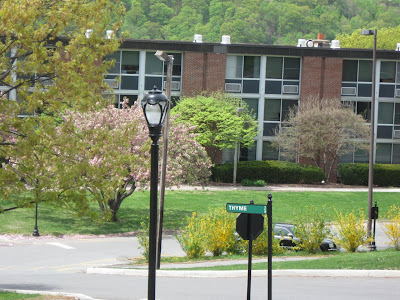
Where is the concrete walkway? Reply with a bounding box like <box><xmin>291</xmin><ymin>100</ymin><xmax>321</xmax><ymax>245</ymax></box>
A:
<box><xmin>170</xmin><ymin>184</ymin><xmax>400</xmax><ymax>192</ymax></box>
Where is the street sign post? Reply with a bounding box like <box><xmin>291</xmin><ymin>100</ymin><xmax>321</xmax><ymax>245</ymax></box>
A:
<box><xmin>227</xmin><ymin>196</ymin><xmax>273</xmax><ymax>300</ymax></box>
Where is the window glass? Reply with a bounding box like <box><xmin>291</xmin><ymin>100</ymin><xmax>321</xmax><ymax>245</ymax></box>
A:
<box><xmin>263</xmin><ymin>123</ymin><xmax>278</xmax><ymax>136</ymax></box>
<box><xmin>226</xmin><ymin>56</ymin><xmax>243</xmax><ymax>78</ymax></box>
<box><xmin>283</xmin><ymin>58</ymin><xmax>300</xmax><ymax>80</ymax></box>
<box><xmin>106</xmin><ymin>51</ymin><xmax>120</xmax><ymax>74</ymax></box>
<box><xmin>121</xmin><ymin>51</ymin><xmax>139</xmax><ymax>74</ymax></box>
<box><xmin>342</xmin><ymin>60</ymin><xmax>358</xmax><ymax>82</ymax></box>
<box><xmin>262</xmin><ymin>141</ymin><xmax>279</xmax><ymax>160</ymax></box>
<box><xmin>242</xmin><ymin>98</ymin><xmax>258</xmax><ymax>119</ymax></box>
<box><xmin>264</xmin><ymin>99</ymin><xmax>281</xmax><ymax>121</ymax></box>
<box><xmin>266</xmin><ymin>57</ymin><xmax>283</xmax><ymax>79</ymax></box>
<box><xmin>378</xmin><ymin>102</ymin><xmax>394</xmax><ymax>124</ymax></box>
<box><xmin>243</xmin><ymin>56</ymin><xmax>260</xmax><ymax>78</ymax></box>
<box><xmin>145</xmin><ymin>52</ymin><xmax>163</xmax><ymax>75</ymax></box>
<box><xmin>380</xmin><ymin>61</ymin><xmax>396</xmax><ymax>83</ymax></box>
<box><xmin>356</xmin><ymin>102</ymin><xmax>371</xmax><ymax>122</ymax></box>
<box><xmin>377</xmin><ymin>125</ymin><xmax>393</xmax><ymax>139</ymax></box>
<box><xmin>393</xmin><ymin>144</ymin><xmax>400</xmax><ymax>164</ymax></box>
<box><xmin>376</xmin><ymin>143</ymin><xmax>392</xmax><ymax>164</ymax></box>
<box><xmin>339</xmin><ymin>152</ymin><xmax>353</xmax><ymax>163</ymax></box>
<box><xmin>358</xmin><ymin>60</ymin><xmax>372</xmax><ymax>82</ymax></box>
<box><xmin>240</xmin><ymin>143</ymin><xmax>257</xmax><ymax>161</ymax></box>
<box><xmin>354</xmin><ymin>149</ymin><xmax>369</xmax><ymax>163</ymax></box>
<box><xmin>395</xmin><ymin>103</ymin><xmax>400</xmax><ymax>125</ymax></box>
<box><xmin>282</xmin><ymin>100</ymin><xmax>298</xmax><ymax>121</ymax></box>
<box><xmin>163</xmin><ymin>53</ymin><xmax>182</xmax><ymax>76</ymax></box>
<box><xmin>397</xmin><ymin>62</ymin><xmax>400</xmax><ymax>83</ymax></box>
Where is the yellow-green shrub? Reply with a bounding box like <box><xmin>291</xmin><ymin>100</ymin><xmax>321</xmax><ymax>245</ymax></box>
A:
<box><xmin>384</xmin><ymin>205</ymin><xmax>400</xmax><ymax>250</ymax></box>
<box><xmin>333</xmin><ymin>209</ymin><xmax>368</xmax><ymax>252</ymax></box>
<box><xmin>203</xmin><ymin>208</ymin><xmax>241</xmax><ymax>256</ymax></box>
<box><xmin>294</xmin><ymin>205</ymin><xmax>330</xmax><ymax>254</ymax></box>
<box><xmin>137</xmin><ymin>220</ymin><xmax>149</xmax><ymax>260</ymax></box>
<box><xmin>178</xmin><ymin>212</ymin><xmax>207</xmax><ymax>258</ymax></box>
<box><xmin>252</xmin><ymin>218</ymin><xmax>284</xmax><ymax>255</ymax></box>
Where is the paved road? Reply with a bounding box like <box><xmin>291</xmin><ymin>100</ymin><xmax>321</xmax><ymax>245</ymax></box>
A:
<box><xmin>0</xmin><ymin>228</ymin><xmax>399</xmax><ymax>300</ymax></box>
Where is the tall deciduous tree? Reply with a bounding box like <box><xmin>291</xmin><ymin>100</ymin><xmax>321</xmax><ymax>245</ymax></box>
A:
<box><xmin>0</xmin><ymin>0</ymin><xmax>124</xmax><ymax>211</ymax></box>
<box><xmin>273</xmin><ymin>97</ymin><xmax>370</xmax><ymax>182</ymax></box>
<box><xmin>62</xmin><ymin>103</ymin><xmax>212</xmax><ymax>221</ymax></box>
<box><xmin>171</xmin><ymin>94</ymin><xmax>258</xmax><ymax>163</ymax></box>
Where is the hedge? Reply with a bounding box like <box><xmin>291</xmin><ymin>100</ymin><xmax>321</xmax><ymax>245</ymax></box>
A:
<box><xmin>212</xmin><ymin>160</ymin><xmax>324</xmax><ymax>184</ymax></box>
<box><xmin>338</xmin><ymin>163</ymin><xmax>400</xmax><ymax>187</ymax></box>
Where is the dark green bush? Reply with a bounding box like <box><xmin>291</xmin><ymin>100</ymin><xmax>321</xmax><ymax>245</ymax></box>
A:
<box><xmin>338</xmin><ymin>163</ymin><xmax>400</xmax><ymax>187</ymax></box>
<box><xmin>212</xmin><ymin>161</ymin><xmax>324</xmax><ymax>184</ymax></box>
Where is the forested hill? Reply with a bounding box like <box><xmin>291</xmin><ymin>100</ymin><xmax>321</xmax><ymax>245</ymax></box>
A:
<box><xmin>120</xmin><ymin>0</ymin><xmax>400</xmax><ymax>46</ymax></box>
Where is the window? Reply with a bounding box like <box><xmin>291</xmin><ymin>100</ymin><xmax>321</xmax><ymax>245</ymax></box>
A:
<box><xmin>263</xmin><ymin>99</ymin><xmax>298</xmax><ymax>136</ymax></box>
<box><xmin>379</xmin><ymin>61</ymin><xmax>399</xmax><ymax>98</ymax></box>
<box><xmin>380</xmin><ymin>61</ymin><xmax>396</xmax><ymax>83</ymax></box>
<box><xmin>342</xmin><ymin>60</ymin><xmax>373</xmax><ymax>97</ymax></box>
<box><xmin>377</xmin><ymin>103</ymin><xmax>400</xmax><ymax>139</ymax></box>
<box><xmin>376</xmin><ymin>143</ymin><xmax>392</xmax><ymax>164</ymax></box>
<box><xmin>262</xmin><ymin>141</ymin><xmax>279</xmax><ymax>160</ymax></box>
<box><xmin>242</xmin><ymin>98</ymin><xmax>258</xmax><ymax>119</ymax></box>
<box><xmin>265</xmin><ymin>56</ymin><xmax>300</xmax><ymax>95</ymax></box>
<box><xmin>121</xmin><ymin>51</ymin><xmax>139</xmax><ymax>74</ymax></box>
<box><xmin>145</xmin><ymin>52</ymin><xmax>182</xmax><ymax>91</ymax></box>
<box><xmin>225</xmin><ymin>55</ymin><xmax>260</xmax><ymax>94</ymax></box>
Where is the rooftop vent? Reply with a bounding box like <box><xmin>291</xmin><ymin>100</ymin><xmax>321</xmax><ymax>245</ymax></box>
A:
<box><xmin>331</xmin><ymin>40</ymin><xmax>340</xmax><ymax>49</ymax></box>
<box><xmin>221</xmin><ymin>35</ymin><xmax>231</xmax><ymax>44</ymax></box>
<box><xmin>297</xmin><ymin>39</ymin><xmax>306</xmax><ymax>47</ymax></box>
<box><xmin>193</xmin><ymin>34</ymin><xmax>203</xmax><ymax>43</ymax></box>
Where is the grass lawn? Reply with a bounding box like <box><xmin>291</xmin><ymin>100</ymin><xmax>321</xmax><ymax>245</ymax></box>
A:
<box><xmin>172</xmin><ymin>249</ymin><xmax>400</xmax><ymax>271</ymax></box>
<box><xmin>0</xmin><ymin>291</ymin><xmax>74</xmax><ymax>299</ymax></box>
<box><xmin>0</xmin><ymin>190</ymin><xmax>399</xmax><ymax>235</ymax></box>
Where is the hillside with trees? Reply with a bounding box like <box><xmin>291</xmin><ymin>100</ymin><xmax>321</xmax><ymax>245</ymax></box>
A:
<box><xmin>120</xmin><ymin>0</ymin><xmax>400</xmax><ymax>47</ymax></box>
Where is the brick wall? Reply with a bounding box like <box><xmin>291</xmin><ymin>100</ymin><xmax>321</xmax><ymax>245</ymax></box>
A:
<box><xmin>299</xmin><ymin>56</ymin><xmax>343</xmax><ymax>182</ymax></box>
<box><xmin>181</xmin><ymin>52</ymin><xmax>226</xmax><ymax>97</ymax></box>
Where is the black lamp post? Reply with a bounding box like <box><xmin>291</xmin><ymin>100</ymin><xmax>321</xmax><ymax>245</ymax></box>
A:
<box><xmin>141</xmin><ymin>86</ymin><xmax>169</xmax><ymax>300</ymax></box>
<box><xmin>32</xmin><ymin>202</ymin><xmax>40</xmax><ymax>236</ymax></box>
<box><xmin>361</xmin><ymin>29</ymin><xmax>377</xmax><ymax>251</ymax></box>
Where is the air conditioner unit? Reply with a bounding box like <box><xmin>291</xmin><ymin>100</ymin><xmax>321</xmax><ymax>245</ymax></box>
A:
<box><xmin>164</xmin><ymin>81</ymin><xmax>180</xmax><ymax>91</ymax></box>
<box><xmin>396</xmin><ymin>88</ymin><xmax>400</xmax><ymax>98</ymax></box>
<box><xmin>341</xmin><ymin>86</ymin><xmax>357</xmax><ymax>96</ymax></box>
<box><xmin>283</xmin><ymin>85</ymin><xmax>299</xmax><ymax>94</ymax></box>
<box><xmin>104</xmin><ymin>78</ymin><xmax>119</xmax><ymax>89</ymax></box>
<box><xmin>394</xmin><ymin>130</ymin><xmax>400</xmax><ymax>139</ymax></box>
<box><xmin>225</xmin><ymin>83</ymin><xmax>241</xmax><ymax>93</ymax></box>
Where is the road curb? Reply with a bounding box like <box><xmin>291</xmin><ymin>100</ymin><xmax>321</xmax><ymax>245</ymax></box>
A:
<box><xmin>86</xmin><ymin>267</ymin><xmax>400</xmax><ymax>278</ymax></box>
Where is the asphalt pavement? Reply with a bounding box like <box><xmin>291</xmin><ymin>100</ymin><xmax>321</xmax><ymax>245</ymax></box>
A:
<box><xmin>1</xmin><ymin>184</ymin><xmax>400</xmax><ymax>299</ymax></box>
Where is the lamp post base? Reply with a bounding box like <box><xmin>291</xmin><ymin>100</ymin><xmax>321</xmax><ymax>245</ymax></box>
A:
<box><xmin>32</xmin><ymin>226</ymin><xmax>40</xmax><ymax>237</ymax></box>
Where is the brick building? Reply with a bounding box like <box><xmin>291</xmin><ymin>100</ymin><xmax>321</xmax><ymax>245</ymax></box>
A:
<box><xmin>106</xmin><ymin>37</ymin><xmax>400</xmax><ymax>181</ymax></box>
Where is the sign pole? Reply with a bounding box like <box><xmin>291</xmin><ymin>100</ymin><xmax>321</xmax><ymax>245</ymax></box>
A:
<box><xmin>247</xmin><ymin>201</ymin><xmax>254</xmax><ymax>300</ymax></box>
<box><xmin>267</xmin><ymin>193</ymin><xmax>273</xmax><ymax>300</ymax></box>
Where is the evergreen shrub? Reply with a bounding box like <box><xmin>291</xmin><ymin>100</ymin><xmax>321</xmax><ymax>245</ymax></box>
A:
<box><xmin>212</xmin><ymin>161</ymin><xmax>324</xmax><ymax>184</ymax></box>
<box><xmin>338</xmin><ymin>163</ymin><xmax>400</xmax><ymax>186</ymax></box>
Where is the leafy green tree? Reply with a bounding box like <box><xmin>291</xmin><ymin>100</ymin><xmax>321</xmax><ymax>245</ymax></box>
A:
<box><xmin>337</xmin><ymin>25</ymin><xmax>400</xmax><ymax>49</ymax></box>
<box><xmin>171</xmin><ymin>94</ymin><xmax>258</xmax><ymax>163</ymax></box>
<box><xmin>0</xmin><ymin>0</ymin><xmax>124</xmax><ymax>212</ymax></box>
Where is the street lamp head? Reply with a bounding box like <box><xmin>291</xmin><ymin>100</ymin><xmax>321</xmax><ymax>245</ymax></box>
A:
<box><xmin>142</xmin><ymin>86</ymin><xmax>169</xmax><ymax>135</ymax></box>
<box><xmin>361</xmin><ymin>29</ymin><xmax>376</xmax><ymax>36</ymax></box>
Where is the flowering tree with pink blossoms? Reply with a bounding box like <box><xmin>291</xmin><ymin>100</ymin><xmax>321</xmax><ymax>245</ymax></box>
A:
<box><xmin>1</xmin><ymin>101</ymin><xmax>211</xmax><ymax>221</ymax></box>
<box><xmin>58</xmin><ymin>102</ymin><xmax>212</xmax><ymax>221</ymax></box>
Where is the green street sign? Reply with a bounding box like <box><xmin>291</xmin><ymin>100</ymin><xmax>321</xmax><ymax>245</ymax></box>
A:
<box><xmin>226</xmin><ymin>203</ymin><xmax>267</xmax><ymax>214</ymax></box>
